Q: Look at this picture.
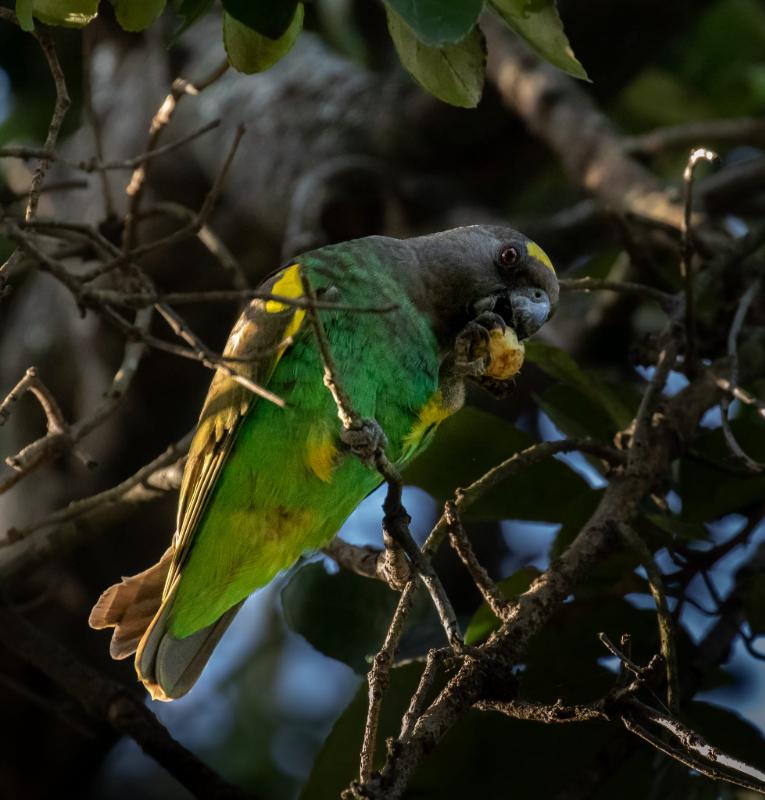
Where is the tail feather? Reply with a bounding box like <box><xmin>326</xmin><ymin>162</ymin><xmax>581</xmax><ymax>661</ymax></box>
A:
<box><xmin>90</xmin><ymin>547</ymin><xmax>243</xmax><ymax>700</ymax></box>
<box><xmin>88</xmin><ymin>547</ymin><xmax>174</xmax><ymax>660</ymax></box>
<box><xmin>135</xmin><ymin>581</ymin><xmax>242</xmax><ymax>701</ymax></box>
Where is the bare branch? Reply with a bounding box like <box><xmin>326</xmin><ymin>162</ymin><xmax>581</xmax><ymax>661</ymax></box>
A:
<box><xmin>622</xmin><ymin>701</ymin><xmax>765</xmax><ymax>796</ymax></box>
<box><xmin>627</xmin><ymin>117</ymin><xmax>765</xmax><ymax>156</ymax></box>
<box><xmin>559</xmin><ymin>277</ymin><xmax>676</xmax><ymax>310</ymax></box>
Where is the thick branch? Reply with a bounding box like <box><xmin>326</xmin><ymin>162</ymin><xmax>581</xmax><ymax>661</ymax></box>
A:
<box><xmin>0</xmin><ymin>606</ymin><xmax>255</xmax><ymax>799</ymax></box>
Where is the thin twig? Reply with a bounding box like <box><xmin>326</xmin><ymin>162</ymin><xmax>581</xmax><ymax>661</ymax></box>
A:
<box><xmin>154</xmin><ymin>303</ymin><xmax>285</xmax><ymax>407</ymax></box>
<box><xmin>445</xmin><ymin>501</ymin><xmax>507</xmax><ymax>619</ymax></box>
<box><xmin>720</xmin><ymin>281</ymin><xmax>763</xmax><ymax>472</ymax></box>
<box><xmin>680</xmin><ymin>148</ymin><xmax>718</xmax><ymax>376</ymax></box>
<box><xmin>84</xmin><ymin>124</ymin><xmax>245</xmax><ymax>281</ymax></box>
<box><xmin>83</xmin><ymin>285</ymin><xmax>399</xmax><ymax>313</ymax></box>
<box><xmin>617</xmin><ymin>523</ymin><xmax>679</xmax><ymax>712</ymax></box>
<box><xmin>359</xmin><ymin>586</ymin><xmax>418</xmax><ymax>784</ymax></box>
<box><xmin>400</xmin><ymin>649</ymin><xmax>448</xmax><ymax>739</ymax></box>
<box><xmin>4</xmin><ymin>431</ymin><xmax>193</xmax><ymax>545</ymax></box>
<box><xmin>627</xmin><ymin>117</ymin><xmax>765</xmax><ymax>156</ymax></box>
<box><xmin>0</xmin><ymin>121</ymin><xmax>221</xmax><ymax>175</ymax></box>
<box><xmin>0</xmin><ymin>308</ymin><xmax>152</xmax><ymax>495</ymax></box>
<box><xmin>122</xmin><ymin>58</ymin><xmax>229</xmax><ymax>253</ymax></box>
<box><xmin>0</xmin><ymin>367</ymin><xmax>92</xmax><ymax>493</ymax></box>
<box><xmin>147</xmin><ymin>200</ymin><xmax>247</xmax><ymax>291</ymax></box>
<box><xmin>560</xmin><ymin>277</ymin><xmax>676</xmax><ymax>310</ymax></box>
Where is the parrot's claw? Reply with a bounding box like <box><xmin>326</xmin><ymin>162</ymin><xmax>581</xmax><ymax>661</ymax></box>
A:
<box><xmin>472</xmin><ymin>311</ymin><xmax>508</xmax><ymax>333</ymax></box>
<box><xmin>341</xmin><ymin>417</ymin><xmax>388</xmax><ymax>465</ymax></box>
<box><xmin>454</xmin><ymin>312</ymin><xmax>506</xmax><ymax>377</ymax></box>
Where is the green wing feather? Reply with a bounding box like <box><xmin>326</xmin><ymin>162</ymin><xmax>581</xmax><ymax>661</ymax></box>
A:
<box><xmin>165</xmin><ymin>263</ymin><xmax>308</xmax><ymax>598</ymax></box>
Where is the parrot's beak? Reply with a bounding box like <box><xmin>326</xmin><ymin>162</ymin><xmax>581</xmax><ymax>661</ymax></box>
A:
<box><xmin>506</xmin><ymin>287</ymin><xmax>551</xmax><ymax>339</ymax></box>
<box><xmin>477</xmin><ymin>287</ymin><xmax>551</xmax><ymax>340</ymax></box>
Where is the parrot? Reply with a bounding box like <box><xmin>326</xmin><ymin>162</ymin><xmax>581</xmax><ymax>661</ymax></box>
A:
<box><xmin>89</xmin><ymin>225</ymin><xmax>558</xmax><ymax>701</ymax></box>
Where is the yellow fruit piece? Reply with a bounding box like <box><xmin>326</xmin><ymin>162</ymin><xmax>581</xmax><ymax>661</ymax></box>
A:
<box><xmin>485</xmin><ymin>327</ymin><xmax>525</xmax><ymax>380</ymax></box>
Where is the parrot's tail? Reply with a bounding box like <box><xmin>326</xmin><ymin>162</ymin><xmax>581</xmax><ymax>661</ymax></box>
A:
<box><xmin>134</xmin><ymin>588</ymin><xmax>242</xmax><ymax>702</ymax></box>
<box><xmin>89</xmin><ymin>548</ymin><xmax>242</xmax><ymax>701</ymax></box>
<box><xmin>88</xmin><ymin>546</ymin><xmax>174</xmax><ymax>660</ymax></box>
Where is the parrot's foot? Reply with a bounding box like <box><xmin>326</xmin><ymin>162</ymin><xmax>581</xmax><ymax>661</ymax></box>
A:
<box><xmin>341</xmin><ymin>417</ymin><xmax>388</xmax><ymax>465</ymax></box>
<box><xmin>379</xmin><ymin>529</ymin><xmax>412</xmax><ymax>590</ymax></box>
<box><xmin>454</xmin><ymin>312</ymin><xmax>507</xmax><ymax>377</ymax></box>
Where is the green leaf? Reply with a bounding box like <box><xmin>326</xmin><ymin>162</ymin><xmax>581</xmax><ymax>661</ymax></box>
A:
<box><xmin>31</xmin><ymin>0</ymin><xmax>98</xmax><ymax>26</ymax></box>
<box><xmin>16</xmin><ymin>0</ymin><xmax>34</xmax><ymax>31</ymax></box>
<box><xmin>221</xmin><ymin>0</ymin><xmax>298</xmax><ymax>40</ymax></box>
<box><xmin>110</xmin><ymin>0</ymin><xmax>166</xmax><ymax>31</ymax></box>
<box><xmin>642</xmin><ymin>511</ymin><xmax>709</xmax><ymax>542</ymax></box>
<box><xmin>536</xmin><ymin>384</ymin><xmax>618</xmax><ymax>443</ymax></box>
<box><xmin>464</xmin><ymin>567</ymin><xmax>539</xmax><ymax>644</ymax></box>
<box><xmin>383</xmin><ymin>0</ymin><xmax>483</xmax><ymax>46</ymax></box>
<box><xmin>223</xmin><ymin>3</ymin><xmax>304</xmax><ymax>74</ymax></box>
<box><xmin>744</xmin><ymin>574</ymin><xmax>765</xmax><ymax>637</ymax></box>
<box><xmin>490</xmin><ymin>0</ymin><xmax>588</xmax><ymax>80</ymax></box>
<box><xmin>386</xmin><ymin>6</ymin><xmax>486</xmax><ymax>108</ymax></box>
<box><xmin>282</xmin><ymin>561</ymin><xmax>443</xmax><ymax>673</ymax></box>
<box><xmin>525</xmin><ymin>339</ymin><xmax>634</xmax><ymax>428</ymax></box>
<box><xmin>403</xmin><ymin>406</ymin><xmax>590</xmax><ymax>522</ymax></box>
<box><xmin>678</xmin><ymin>416</ymin><xmax>765</xmax><ymax>522</ymax></box>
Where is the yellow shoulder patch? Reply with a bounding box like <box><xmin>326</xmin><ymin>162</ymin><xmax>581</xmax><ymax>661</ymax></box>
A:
<box><xmin>264</xmin><ymin>263</ymin><xmax>307</xmax><ymax>368</ymax></box>
<box><xmin>527</xmin><ymin>240</ymin><xmax>555</xmax><ymax>274</ymax></box>
<box><xmin>266</xmin><ymin>263</ymin><xmax>304</xmax><ymax>313</ymax></box>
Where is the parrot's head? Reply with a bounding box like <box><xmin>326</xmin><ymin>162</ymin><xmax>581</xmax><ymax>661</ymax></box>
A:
<box><xmin>405</xmin><ymin>225</ymin><xmax>559</xmax><ymax>348</ymax></box>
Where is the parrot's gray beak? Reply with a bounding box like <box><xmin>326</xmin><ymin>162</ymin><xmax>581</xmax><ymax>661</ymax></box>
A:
<box><xmin>481</xmin><ymin>287</ymin><xmax>550</xmax><ymax>339</ymax></box>
<box><xmin>507</xmin><ymin>286</ymin><xmax>551</xmax><ymax>339</ymax></box>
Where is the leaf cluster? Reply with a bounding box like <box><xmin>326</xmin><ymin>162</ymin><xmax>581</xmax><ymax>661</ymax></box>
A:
<box><xmin>13</xmin><ymin>0</ymin><xmax>587</xmax><ymax>106</ymax></box>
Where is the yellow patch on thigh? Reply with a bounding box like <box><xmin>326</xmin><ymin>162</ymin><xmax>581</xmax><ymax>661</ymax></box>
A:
<box><xmin>404</xmin><ymin>390</ymin><xmax>457</xmax><ymax>450</ymax></box>
<box><xmin>305</xmin><ymin>429</ymin><xmax>339</xmax><ymax>482</ymax></box>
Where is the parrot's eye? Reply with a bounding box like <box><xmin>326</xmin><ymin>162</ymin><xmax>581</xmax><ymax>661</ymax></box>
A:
<box><xmin>498</xmin><ymin>246</ymin><xmax>520</xmax><ymax>269</ymax></box>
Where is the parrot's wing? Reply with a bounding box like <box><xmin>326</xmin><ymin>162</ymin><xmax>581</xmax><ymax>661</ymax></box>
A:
<box><xmin>164</xmin><ymin>263</ymin><xmax>307</xmax><ymax>596</ymax></box>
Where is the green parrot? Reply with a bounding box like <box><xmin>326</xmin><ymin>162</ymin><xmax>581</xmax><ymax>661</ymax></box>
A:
<box><xmin>89</xmin><ymin>225</ymin><xmax>558</xmax><ymax>700</ymax></box>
